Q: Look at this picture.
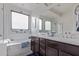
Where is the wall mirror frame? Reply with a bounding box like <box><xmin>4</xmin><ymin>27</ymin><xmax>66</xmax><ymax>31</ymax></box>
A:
<box><xmin>39</xmin><ymin>16</ymin><xmax>57</xmax><ymax>34</ymax></box>
<box><xmin>74</xmin><ymin>5</ymin><xmax>79</xmax><ymax>31</ymax></box>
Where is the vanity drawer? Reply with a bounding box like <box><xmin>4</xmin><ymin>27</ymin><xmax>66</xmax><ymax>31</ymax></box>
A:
<box><xmin>46</xmin><ymin>39</ymin><xmax>58</xmax><ymax>49</ymax></box>
<box><xmin>40</xmin><ymin>38</ymin><xmax>46</xmax><ymax>44</ymax></box>
<box><xmin>46</xmin><ymin>39</ymin><xmax>57</xmax><ymax>43</ymax></box>
<box><xmin>46</xmin><ymin>47</ymin><xmax>58</xmax><ymax>56</ymax></box>
<box><xmin>39</xmin><ymin>39</ymin><xmax>46</xmax><ymax>55</ymax></box>
<box><xmin>59</xmin><ymin>50</ymin><xmax>72</xmax><ymax>56</ymax></box>
<box><xmin>40</xmin><ymin>42</ymin><xmax>46</xmax><ymax>55</ymax></box>
<box><xmin>35</xmin><ymin>41</ymin><xmax>39</xmax><ymax>53</ymax></box>
<box><xmin>57</xmin><ymin>42</ymin><xmax>79</xmax><ymax>56</ymax></box>
<box><xmin>40</xmin><ymin>48</ymin><xmax>45</xmax><ymax>56</ymax></box>
<box><xmin>31</xmin><ymin>37</ymin><xmax>39</xmax><ymax>53</ymax></box>
<box><xmin>46</xmin><ymin>39</ymin><xmax>79</xmax><ymax>56</ymax></box>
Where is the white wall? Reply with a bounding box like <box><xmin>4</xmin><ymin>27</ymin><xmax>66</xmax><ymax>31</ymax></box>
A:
<box><xmin>3</xmin><ymin>3</ymin><xmax>79</xmax><ymax>40</ymax></box>
<box><xmin>0</xmin><ymin>4</ymin><xmax>3</xmax><ymax>40</ymax></box>
<box><xmin>4</xmin><ymin>4</ymin><xmax>31</xmax><ymax>42</ymax></box>
<box><xmin>58</xmin><ymin>4</ymin><xmax>78</xmax><ymax>33</ymax></box>
<box><xmin>2</xmin><ymin>4</ymin><xmax>32</xmax><ymax>56</ymax></box>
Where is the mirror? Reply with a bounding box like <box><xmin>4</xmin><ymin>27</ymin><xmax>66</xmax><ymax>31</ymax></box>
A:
<box><xmin>38</xmin><ymin>16</ymin><xmax>58</xmax><ymax>36</ymax></box>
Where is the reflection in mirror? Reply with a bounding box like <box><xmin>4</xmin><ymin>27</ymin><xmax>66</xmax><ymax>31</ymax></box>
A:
<box><xmin>37</xmin><ymin>16</ymin><xmax>58</xmax><ymax>37</ymax></box>
<box><xmin>57</xmin><ymin>23</ymin><xmax>63</xmax><ymax>34</ymax></box>
<box><xmin>45</xmin><ymin>21</ymin><xmax>51</xmax><ymax>31</ymax></box>
<box><xmin>38</xmin><ymin>18</ymin><xmax>42</xmax><ymax>30</ymax></box>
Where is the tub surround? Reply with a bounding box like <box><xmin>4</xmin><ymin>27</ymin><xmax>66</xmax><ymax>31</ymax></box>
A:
<box><xmin>6</xmin><ymin>39</ymin><xmax>32</xmax><ymax>56</ymax></box>
<box><xmin>0</xmin><ymin>39</ymin><xmax>32</xmax><ymax>56</ymax></box>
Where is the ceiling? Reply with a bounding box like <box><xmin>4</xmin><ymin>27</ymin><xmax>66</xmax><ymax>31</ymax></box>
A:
<box><xmin>13</xmin><ymin>3</ymin><xmax>75</xmax><ymax>18</ymax></box>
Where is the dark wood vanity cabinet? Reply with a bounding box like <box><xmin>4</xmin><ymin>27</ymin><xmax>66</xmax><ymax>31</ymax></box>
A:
<box><xmin>31</xmin><ymin>37</ymin><xmax>39</xmax><ymax>53</ymax></box>
<box><xmin>59</xmin><ymin>50</ymin><xmax>72</xmax><ymax>56</ymax></box>
<box><xmin>31</xmin><ymin>36</ymin><xmax>79</xmax><ymax>56</ymax></box>
<box><xmin>57</xmin><ymin>43</ymin><xmax>79</xmax><ymax>56</ymax></box>
<box><xmin>39</xmin><ymin>38</ymin><xmax>46</xmax><ymax>55</ymax></box>
<box><xmin>46</xmin><ymin>47</ymin><xmax>58</xmax><ymax>56</ymax></box>
<box><xmin>46</xmin><ymin>39</ymin><xmax>58</xmax><ymax>56</ymax></box>
<box><xmin>35</xmin><ymin>39</ymin><xmax>40</xmax><ymax>53</ymax></box>
<box><xmin>31</xmin><ymin>37</ymin><xmax>35</xmax><ymax>53</ymax></box>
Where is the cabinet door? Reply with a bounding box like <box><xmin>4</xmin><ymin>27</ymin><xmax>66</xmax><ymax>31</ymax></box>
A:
<box><xmin>39</xmin><ymin>38</ymin><xmax>46</xmax><ymax>56</ymax></box>
<box><xmin>59</xmin><ymin>50</ymin><xmax>72</xmax><ymax>56</ymax></box>
<box><xmin>35</xmin><ymin>38</ymin><xmax>39</xmax><ymax>53</ymax></box>
<box><xmin>46</xmin><ymin>39</ymin><xmax>58</xmax><ymax>56</ymax></box>
<box><xmin>46</xmin><ymin>47</ymin><xmax>58</xmax><ymax>56</ymax></box>
<box><xmin>31</xmin><ymin>37</ymin><xmax>36</xmax><ymax>52</ymax></box>
<box><xmin>57</xmin><ymin>42</ymin><xmax>79</xmax><ymax>56</ymax></box>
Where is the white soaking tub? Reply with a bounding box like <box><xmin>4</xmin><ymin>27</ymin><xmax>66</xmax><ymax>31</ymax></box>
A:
<box><xmin>4</xmin><ymin>39</ymin><xmax>32</xmax><ymax>56</ymax></box>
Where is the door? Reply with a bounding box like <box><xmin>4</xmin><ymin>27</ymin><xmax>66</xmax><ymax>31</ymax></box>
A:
<box><xmin>0</xmin><ymin>4</ymin><xmax>3</xmax><ymax>40</ymax></box>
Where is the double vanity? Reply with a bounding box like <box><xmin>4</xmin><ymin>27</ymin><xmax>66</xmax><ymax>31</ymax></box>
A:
<box><xmin>30</xmin><ymin>34</ymin><xmax>79</xmax><ymax>56</ymax></box>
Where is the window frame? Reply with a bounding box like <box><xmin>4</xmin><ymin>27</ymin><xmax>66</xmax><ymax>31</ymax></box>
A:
<box><xmin>31</xmin><ymin>16</ymin><xmax>37</xmax><ymax>29</ymax></box>
<box><xmin>44</xmin><ymin>20</ymin><xmax>52</xmax><ymax>32</ymax></box>
<box><xmin>11</xmin><ymin>10</ymin><xmax>31</xmax><ymax>33</ymax></box>
<box><xmin>38</xmin><ymin>17</ymin><xmax>53</xmax><ymax>32</ymax></box>
<box><xmin>11</xmin><ymin>11</ymin><xmax>29</xmax><ymax>29</ymax></box>
<box><xmin>38</xmin><ymin>18</ymin><xmax>43</xmax><ymax>31</ymax></box>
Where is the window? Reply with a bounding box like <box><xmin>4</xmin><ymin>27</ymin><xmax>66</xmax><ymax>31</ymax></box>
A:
<box><xmin>12</xmin><ymin>12</ymin><xmax>29</xmax><ymax>29</ymax></box>
<box><xmin>45</xmin><ymin>21</ymin><xmax>51</xmax><ymax>31</ymax></box>
<box><xmin>38</xmin><ymin>18</ymin><xmax>42</xmax><ymax>30</ymax></box>
<box><xmin>58</xmin><ymin>23</ymin><xmax>63</xmax><ymax>34</ymax></box>
<box><xmin>32</xmin><ymin>17</ymin><xmax>36</xmax><ymax>28</ymax></box>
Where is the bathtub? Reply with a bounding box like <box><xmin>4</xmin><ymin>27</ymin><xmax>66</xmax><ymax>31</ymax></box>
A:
<box><xmin>4</xmin><ymin>39</ymin><xmax>32</xmax><ymax>56</ymax></box>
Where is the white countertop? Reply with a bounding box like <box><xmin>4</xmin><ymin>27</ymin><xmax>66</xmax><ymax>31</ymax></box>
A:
<box><xmin>31</xmin><ymin>33</ymin><xmax>79</xmax><ymax>46</ymax></box>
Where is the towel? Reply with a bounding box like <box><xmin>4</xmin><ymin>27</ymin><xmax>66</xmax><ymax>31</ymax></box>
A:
<box><xmin>21</xmin><ymin>42</ymin><xmax>29</xmax><ymax>48</ymax></box>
